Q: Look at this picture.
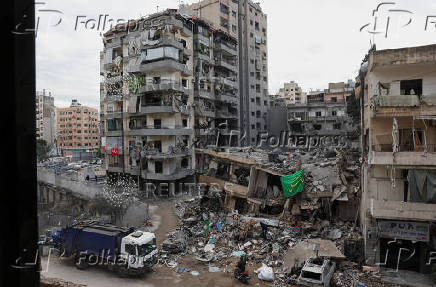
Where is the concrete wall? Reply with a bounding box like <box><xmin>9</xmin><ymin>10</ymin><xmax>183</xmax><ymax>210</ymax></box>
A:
<box><xmin>37</xmin><ymin>169</ymin><xmax>102</xmax><ymax>199</ymax></box>
<box><xmin>267</xmin><ymin>106</ymin><xmax>287</xmax><ymax>138</ymax></box>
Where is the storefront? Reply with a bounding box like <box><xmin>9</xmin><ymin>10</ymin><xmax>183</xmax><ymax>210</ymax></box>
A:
<box><xmin>377</xmin><ymin>220</ymin><xmax>435</xmax><ymax>273</ymax></box>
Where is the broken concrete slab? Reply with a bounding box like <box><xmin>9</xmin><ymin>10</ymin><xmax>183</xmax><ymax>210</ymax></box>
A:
<box><xmin>283</xmin><ymin>239</ymin><xmax>345</xmax><ymax>269</ymax></box>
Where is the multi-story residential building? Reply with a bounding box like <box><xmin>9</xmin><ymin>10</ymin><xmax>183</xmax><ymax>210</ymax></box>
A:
<box><xmin>359</xmin><ymin>44</ymin><xmax>436</xmax><ymax>273</ymax></box>
<box><xmin>57</xmin><ymin>99</ymin><xmax>99</xmax><ymax>158</ymax></box>
<box><xmin>278</xmin><ymin>81</ymin><xmax>306</xmax><ymax>105</ymax></box>
<box><xmin>100</xmin><ymin>10</ymin><xmax>196</xmax><ymax>194</ymax></box>
<box><xmin>36</xmin><ymin>89</ymin><xmax>56</xmax><ymax>145</ymax></box>
<box><xmin>191</xmin><ymin>0</ymin><xmax>269</xmax><ymax>146</ymax></box>
<box><xmin>287</xmin><ymin>81</ymin><xmax>356</xmax><ymax>138</ymax></box>
<box><xmin>239</xmin><ymin>0</ymin><xmax>269</xmax><ymax>146</ymax></box>
<box><xmin>324</xmin><ymin>81</ymin><xmax>354</xmax><ymax>103</ymax></box>
<box><xmin>190</xmin><ymin>16</ymin><xmax>240</xmax><ymax>148</ymax></box>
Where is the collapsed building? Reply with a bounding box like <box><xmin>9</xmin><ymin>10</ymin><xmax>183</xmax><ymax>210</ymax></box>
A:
<box><xmin>196</xmin><ymin>146</ymin><xmax>360</xmax><ymax>222</ymax></box>
<box><xmin>358</xmin><ymin>44</ymin><xmax>436</xmax><ymax>273</ymax></box>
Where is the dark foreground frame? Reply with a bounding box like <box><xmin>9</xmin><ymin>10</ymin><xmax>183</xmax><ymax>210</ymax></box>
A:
<box><xmin>0</xmin><ymin>0</ymin><xmax>39</xmax><ymax>285</ymax></box>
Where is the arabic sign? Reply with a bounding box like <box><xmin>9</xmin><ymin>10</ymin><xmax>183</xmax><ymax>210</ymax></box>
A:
<box><xmin>378</xmin><ymin>220</ymin><xmax>429</xmax><ymax>242</ymax></box>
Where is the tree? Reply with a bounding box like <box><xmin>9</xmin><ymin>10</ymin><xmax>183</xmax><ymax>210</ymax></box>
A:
<box><xmin>91</xmin><ymin>174</ymin><xmax>138</xmax><ymax>223</ymax></box>
<box><xmin>36</xmin><ymin>139</ymin><xmax>50</xmax><ymax>162</ymax></box>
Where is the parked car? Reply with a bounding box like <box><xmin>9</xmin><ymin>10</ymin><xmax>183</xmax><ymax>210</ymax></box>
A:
<box><xmin>298</xmin><ymin>258</ymin><xmax>336</xmax><ymax>287</ymax></box>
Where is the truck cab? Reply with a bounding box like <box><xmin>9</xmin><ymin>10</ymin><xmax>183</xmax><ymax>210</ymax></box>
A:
<box><xmin>120</xmin><ymin>231</ymin><xmax>158</xmax><ymax>273</ymax></box>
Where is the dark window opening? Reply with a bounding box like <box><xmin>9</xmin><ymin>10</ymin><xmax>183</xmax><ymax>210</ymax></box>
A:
<box><xmin>155</xmin><ymin>161</ymin><xmax>163</xmax><ymax>174</ymax></box>
<box><xmin>181</xmin><ymin>158</ymin><xmax>189</xmax><ymax>168</ymax></box>
<box><xmin>313</xmin><ymin>124</ymin><xmax>322</xmax><ymax>130</ymax></box>
<box><xmin>400</xmin><ymin>79</ymin><xmax>422</xmax><ymax>95</ymax></box>
<box><xmin>154</xmin><ymin>119</ymin><xmax>161</xmax><ymax>129</ymax></box>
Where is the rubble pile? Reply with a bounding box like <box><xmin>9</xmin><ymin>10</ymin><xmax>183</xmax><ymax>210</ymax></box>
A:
<box><xmin>40</xmin><ymin>277</ymin><xmax>87</xmax><ymax>287</ymax></box>
<box><xmin>156</xmin><ymin>194</ymin><xmax>375</xmax><ymax>286</ymax></box>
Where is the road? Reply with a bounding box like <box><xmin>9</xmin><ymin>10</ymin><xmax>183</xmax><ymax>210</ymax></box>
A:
<box><xmin>41</xmin><ymin>200</ymin><xmax>267</xmax><ymax>287</ymax></box>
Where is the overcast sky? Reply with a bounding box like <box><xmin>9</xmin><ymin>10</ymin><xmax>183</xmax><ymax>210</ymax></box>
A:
<box><xmin>36</xmin><ymin>0</ymin><xmax>436</xmax><ymax>109</ymax></box>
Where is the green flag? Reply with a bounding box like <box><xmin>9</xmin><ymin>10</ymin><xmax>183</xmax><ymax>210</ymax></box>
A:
<box><xmin>281</xmin><ymin>169</ymin><xmax>305</xmax><ymax>198</ymax></box>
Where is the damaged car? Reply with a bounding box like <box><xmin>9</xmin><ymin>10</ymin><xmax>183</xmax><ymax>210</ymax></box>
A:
<box><xmin>298</xmin><ymin>258</ymin><xmax>336</xmax><ymax>287</ymax></box>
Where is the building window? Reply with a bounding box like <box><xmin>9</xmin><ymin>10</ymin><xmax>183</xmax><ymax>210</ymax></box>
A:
<box><xmin>220</xmin><ymin>3</ymin><xmax>229</xmax><ymax>14</ymax></box>
<box><xmin>332</xmin><ymin>111</ymin><xmax>337</xmax><ymax>116</ymax></box>
<box><xmin>315</xmin><ymin>111</ymin><xmax>322</xmax><ymax>117</ymax></box>
<box><xmin>400</xmin><ymin>79</ymin><xmax>422</xmax><ymax>95</ymax></box>
<box><xmin>182</xmin><ymin>119</ymin><xmax>188</xmax><ymax>127</ymax></box>
<box><xmin>181</xmin><ymin>158</ymin><xmax>189</xmax><ymax>168</ymax></box>
<box><xmin>331</xmin><ymin>97</ymin><xmax>337</xmax><ymax>102</ymax></box>
<box><xmin>154</xmin><ymin>119</ymin><xmax>161</xmax><ymax>129</ymax></box>
<box><xmin>313</xmin><ymin>124</ymin><xmax>322</xmax><ymax>130</ymax></box>
<box><xmin>155</xmin><ymin>161</ymin><xmax>163</xmax><ymax>174</ymax></box>
<box><xmin>333</xmin><ymin>123</ymin><xmax>341</xmax><ymax>130</ymax></box>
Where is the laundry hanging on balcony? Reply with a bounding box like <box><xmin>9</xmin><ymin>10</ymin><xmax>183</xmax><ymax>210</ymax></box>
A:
<box><xmin>281</xmin><ymin>169</ymin><xmax>305</xmax><ymax>198</ymax></box>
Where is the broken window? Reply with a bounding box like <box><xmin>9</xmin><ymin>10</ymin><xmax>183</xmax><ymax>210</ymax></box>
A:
<box><xmin>316</xmin><ymin>111</ymin><xmax>322</xmax><ymax>117</ymax></box>
<box><xmin>333</xmin><ymin>123</ymin><xmax>341</xmax><ymax>130</ymax></box>
<box><xmin>332</xmin><ymin>110</ymin><xmax>337</xmax><ymax>116</ymax></box>
<box><xmin>181</xmin><ymin>158</ymin><xmax>189</xmax><ymax>168</ymax></box>
<box><xmin>313</xmin><ymin>124</ymin><xmax>322</xmax><ymax>130</ymax></box>
<box><xmin>155</xmin><ymin>161</ymin><xmax>163</xmax><ymax>174</ymax></box>
<box><xmin>400</xmin><ymin>79</ymin><xmax>422</xmax><ymax>95</ymax></box>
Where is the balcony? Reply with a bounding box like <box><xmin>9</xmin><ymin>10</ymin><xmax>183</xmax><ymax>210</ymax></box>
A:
<box><xmin>141</xmin><ymin>37</ymin><xmax>184</xmax><ymax>50</ymax></box>
<box><xmin>197</xmin><ymin>107</ymin><xmax>216</xmax><ymax>118</ymax></box>
<box><xmin>215</xmin><ymin>77</ymin><xmax>238</xmax><ymax>89</ymax></box>
<box><xmin>216</xmin><ymin>93</ymin><xmax>239</xmax><ymax>105</ymax></box>
<box><xmin>105</xmin><ymin>111</ymin><xmax>123</xmax><ymax>119</ymax></box>
<box><xmin>215</xmin><ymin>59</ymin><xmax>238</xmax><ymax>73</ymax></box>
<box><xmin>141</xmin><ymin>148</ymin><xmax>192</xmax><ymax>159</ymax></box>
<box><xmin>126</xmin><ymin>125</ymin><xmax>193</xmax><ymax>136</ymax></box>
<box><xmin>139</xmin><ymin>80</ymin><xmax>192</xmax><ymax>95</ymax></box>
<box><xmin>217</xmin><ymin>110</ymin><xmax>238</xmax><ymax>119</ymax></box>
<box><xmin>372</xmin><ymin>94</ymin><xmax>436</xmax><ymax>117</ymax></box>
<box><xmin>141</xmin><ymin>169</ymin><xmax>193</xmax><ymax>181</ymax></box>
<box><xmin>130</xmin><ymin>59</ymin><xmax>192</xmax><ymax>76</ymax></box>
<box><xmin>214</xmin><ymin>42</ymin><xmax>237</xmax><ymax>56</ymax></box>
<box><xmin>371</xmin><ymin>199</ymin><xmax>436</xmax><ymax>221</ymax></box>
<box><xmin>370</xmin><ymin>145</ymin><xmax>436</xmax><ymax>166</ymax></box>
<box><xmin>196</xmin><ymin>52</ymin><xmax>213</xmax><ymax>63</ymax></box>
<box><xmin>197</xmin><ymin>89</ymin><xmax>214</xmax><ymax>100</ymax></box>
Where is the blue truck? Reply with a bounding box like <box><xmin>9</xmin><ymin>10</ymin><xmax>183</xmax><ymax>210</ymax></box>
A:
<box><xmin>52</xmin><ymin>221</ymin><xmax>158</xmax><ymax>276</ymax></box>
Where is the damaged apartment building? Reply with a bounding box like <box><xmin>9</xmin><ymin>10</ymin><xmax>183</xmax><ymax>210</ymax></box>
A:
<box><xmin>100</xmin><ymin>9</ymin><xmax>241</xmax><ymax>194</ymax></box>
<box><xmin>287</xmin><ymin>81</ymin><xmax>359</xmax><ymax>148</ymax></box>
<box><xmin>196</xmin><ymin>146</ymin><xmax>360</xmax><ymax>222</ymax></box>
<box><xmin>191</xmin><ymin>0</ymin><xmax>270</xmax><ymax>146</ymax></box>
<box><xmin>197</xmin><ymin>149</ymin><xmax>289</xmax><ymax>215</ymax></box>
<box><xmin>358</xmin><ymin>44</ymin><xmax>436</xmax><ymax>273</ymax></box>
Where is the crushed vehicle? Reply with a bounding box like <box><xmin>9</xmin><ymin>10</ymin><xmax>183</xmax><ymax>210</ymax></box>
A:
<box><xmin>52</xmin><ymin>221</ymin><xmax>158</xmax><ymax>276</ymax></box>
<box><xmin>298</xmin><ymin>258</ymin><xmax>336</xmax><ymax>287</ymax></box>
<box><xmin>162</xmin><ymin>230</ymin><xmax>187</xmax><ymax>254</ymax></box>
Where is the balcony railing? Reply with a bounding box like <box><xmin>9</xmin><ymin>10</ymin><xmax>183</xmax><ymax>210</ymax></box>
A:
<box><xmin>372</xmin><ymin>144</ymin><xmax>436</xmax><ymax>152</ymax></box>
<box><xmin>139</xmin><ymin>79</ymin><xmax>191</xmax><ymax>95</ymax></box>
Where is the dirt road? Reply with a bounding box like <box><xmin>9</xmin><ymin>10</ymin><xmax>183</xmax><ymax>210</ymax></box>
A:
<box><xmin>41</xmin><ymin>200</ymin><xmax>271</xmax><ymax>287</ymax></box>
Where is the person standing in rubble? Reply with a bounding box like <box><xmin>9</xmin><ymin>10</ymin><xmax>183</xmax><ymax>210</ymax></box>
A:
<box><xmin>260</xmin><ymin>221</ymin><xmax>268</xmax><ymax>240</ymax></box>
<box><xmin>237</xmin><ymin>255</ymin><xmax>247</xmax><ymax>274</ymax></box>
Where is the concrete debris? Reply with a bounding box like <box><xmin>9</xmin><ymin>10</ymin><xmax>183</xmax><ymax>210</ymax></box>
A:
<box><xmin>153</xmin><ymin>146</ymin><xmax>405</xmax><ymax>286</ymax></box>
<box><xmin>40</xmin><ymin>277</ymin><xmax>87</xmax><ymax>287</ymax></box>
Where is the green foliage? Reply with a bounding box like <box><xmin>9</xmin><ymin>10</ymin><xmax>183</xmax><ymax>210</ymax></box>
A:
<box><xmin>128</xmin><ymin>74</ymin><xmax>146</xmax><ymax>94</ymax></box>
<box><xmin>36</xmin><ymin>139</ymin><xmax>50</xmax><ymax>161</ymax></box>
